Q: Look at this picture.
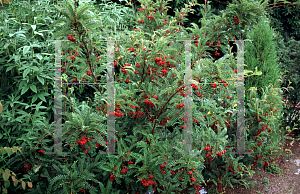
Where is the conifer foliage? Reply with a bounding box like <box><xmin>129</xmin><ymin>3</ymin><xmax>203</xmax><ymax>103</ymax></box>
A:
<box><xmin>244</xmin><ymin>16</ymin><xmax>281</xmax><ymax>101</ymax></box>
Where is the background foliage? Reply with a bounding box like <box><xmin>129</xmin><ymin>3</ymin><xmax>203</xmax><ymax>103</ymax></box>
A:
<box><xmin>0</xmin><ymin>0</ymin><xmax>299</xmax><ymax>193</ymax></box>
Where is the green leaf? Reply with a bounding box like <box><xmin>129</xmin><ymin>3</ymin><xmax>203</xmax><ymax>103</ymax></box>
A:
<box><xmin>35</xmin><ymin>54</ymin><xmax>43</xmax><ymax>61</ymax></box>
<box><xmin>4</xmin><ymin>180</ymin><xmax>10</xmax><ymax>188</ymax></box>
<box><xmin>23</xmin><ymin>68</ymin><xmax>30</xmax><ymax>79</ymax></box>
<box><xmin>6</xmin><ymin>66</ymin><xmax>15</xmax><ymax>72</ymax></box>
<box><xmin>30</xmin><ymin>85</ymin><xmax>37</xmax><ymax>93</ymax></box>
<box><xmin>94</xmin><ymin>154</ymin><xmax>101</xmax><ymax>163</ymax></box>
<box><xmin>21</xmin><ymin>85</ymin><xmax>30</xmax><ymax>95</ymax></box>
<box><xmin>30</xmin><ymin>43</ymin><xmax>41</xmax><ymax>48</ymax></box>
<box><xmin>100</xmin><ymin>165</ymin><xmax>113</xmax><ymax>172</ymax></box>
<box><xmin>33</xmin><ymin>164</ymin><xmax>41</xmax><ymax>173</ymax></box>
<box><xmin>35</xmin><ymin>101</ymin><xmax>43</xmax><ymax>112</ymax></box>
<box><xmin>227</xmin><ymin>179</ymin><xmax>234</xmax><ymax>189</ymax></box>
<box><xmin>3</xmin><ymin>169</ymin><xmax>10</xmax><ymax>181</ymax></box>
<box><xmin>32</xmin><ymin>94</ymin><xmax>38</xmax><ymax>104</ymax></box>
<box><xmin>31</xmin><ymin>25</ymin><xmax>36</xmax><ymax>31</ymax></box>
<box><xmin>22</xmin><ymin>181</ymin><xmax>26</xmax><ymax>190</ymax></box>
<box><xmin>23</xmin><ymin>46</ymin><xmax>30</xmax><ymax>55</ymax></box>
<box><xmin>37</xmin><ymin>76</ymin><xmax>44</xmax><ymax>85</ymax></box>
<box><xmin>31</xmin><ymin>66</ymin><xmax>39</xmax><ymax>72</ymax></box>
<box><xmin>38</xmin><ymin>92</ymin><xmax>47</xmax><ymax>102</ymax></box>
<box><xmin>34</xmin><ymin>31</ymin><xmax>44</xmax><ymax>37</ymax></box>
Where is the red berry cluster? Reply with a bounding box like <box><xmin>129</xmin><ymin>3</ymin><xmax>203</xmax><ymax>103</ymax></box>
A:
<box><xmin>147</xmin><ymin>15</ymin><xmax>154</xmax><ymax>20</ymax></box>
<box><xmin>214</xmin><ymin>50</ymin><xmax>220</xmax><ymax>56</ymax></box>
<box><xmin>144</xmin><ymin>99</ymin><xmax>155</xmax><ymax>108</ymax></box>
<box><xmin>252</xmin><ymin>161</ymin><xmax>258</xmax><ymax>168</ymax></box>
<box><xmin>160</xmin><ymin>163</ymin><xmax>166</xmax><ymax>174</ymax></box>
<box><xmin>114</xmin><ymin>112</ymin><xmax>125</xmax><ymax>117</ymax></box>
<box><xmin>217</xmin><ymin>150</ymin><xmax>226</xmax><ymax>156</ymax></box>
<box><xmin>79</xmin><ymin>187</ymin><xmax>86</xmax><ymax>192</ymax></box>
<box><xmin>77</xmin><ymin>136</ymin><xmax>90</xmax><ymax>146</ymax></box>
<box><xmin>234</xmin><ymin>16</ymin><xmax>239</xmax><ymax>25</ymax></box>
<box><xmin>103</xmin><ymin>103</ymin><xmax>125</xmax><ymax>118</ymax></box>
<box><xmin>138</xmin><ymin>20</ymin><xmax>145</xmax><ymax>24</ymax></box>
<box><xmin>24</xmin><ymin>165</ymin><xmax>31</xmax><ymax>170</ymax></box>
<box><xmin>110</xmin><ymin>172</ymin><xmax>115</xmax><ymax>181</ymax></box>
<box><xmin>127</xmin><ymin>48</ymin><xmax>136</xmax><ymax>52</ymax></box>
<box><xmin>38</xmin><ymin>149</ymin><xmax>44</xmax><ymax>154</ymax></box>
<box><xmin>95</xmin><ymin>55</ymin><xmax>101</xmax><ymax>62</ymax></box>
<box><xmin>191</xmin><ymin>83</ymin><xmax>199</xmax><ymax>90</ymax></box>
<box><xmin>120</xmin><ymin>168</ymin><xmax>129</xmax><ymax>174</ymax></box>
<box><xmin>155</xmin><ymin>57</ymin><xmax>166</xmax><ymax>66</ymax></box>
<box><xmin>205</xmin><ymin>153</ymin><xmax>213</xmax><ymax>158</ymax></box>
<box><xmin>140</xmin><ymin>177</ymin><xmax>155</xmax><ymax>186</ymax></box>
<box><xmin>211</xmin><ymin>83</ymin><xmax>217</xmax><ymax>88</ymax></box>
<box><xmin>67</xmin><ymin>34</ymin><xmax>76</xmax><ymax>42</ymax></box>
<box><xmin>176</xmin><ymin>103</ymin><xmax>185</xmax><ymax>109</ymax></box>
<box><xmin>70</xmin><ymin>51</ymin><xmax>79</xmax><ymax>60</ymax></box>
<box><xmin>203</xmin><ymin>146</ymin><xmax>210</xmax><ymax>151</ymax></box>
<box><xmin>159</xmin><ymin>117</ymin><xmax>171</xmax><ymax>126</ymax></box>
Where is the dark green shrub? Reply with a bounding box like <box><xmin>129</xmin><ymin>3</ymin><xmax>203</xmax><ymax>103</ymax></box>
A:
<box><xmin>244</xmin><ymin>15</ymin><xmax>281</xmax><ymax>102</ymax></box>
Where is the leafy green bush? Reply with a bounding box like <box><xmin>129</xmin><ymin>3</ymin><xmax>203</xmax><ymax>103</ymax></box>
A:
<box><xmin>0</xmin><ymin>0</ymin><xmax>294</xmax><ymax>194</ymax></box>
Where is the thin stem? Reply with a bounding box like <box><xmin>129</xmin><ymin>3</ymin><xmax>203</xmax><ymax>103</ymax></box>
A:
<box><xmin>265</xmin><ymin>2</ymin><xmax>298</xmax><ymax>11</ymax></box>
<box><xmin>152</xmin><ymin>84</ymin><xmax>185</xmax><ymax>136</ymax></box>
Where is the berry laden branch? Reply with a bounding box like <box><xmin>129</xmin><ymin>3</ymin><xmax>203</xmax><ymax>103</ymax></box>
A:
<box><xmin>151</xmin><ymin>84</ymin><xmax>186</xmax><ymax>137</ymax></box>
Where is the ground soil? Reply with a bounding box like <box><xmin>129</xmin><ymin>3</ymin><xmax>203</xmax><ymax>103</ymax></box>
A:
<box><xmin>152</xmin><ymin>133</ymin><xmax>300</xmax><ymax>194</ymax></box>
<box><xmin>218</xmin><ymin>134</ymin><xmax>300</xmax><ymax>194</ymax></box>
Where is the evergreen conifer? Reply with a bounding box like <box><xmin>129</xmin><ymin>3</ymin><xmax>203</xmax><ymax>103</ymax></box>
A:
<box><xmin>244</xmin><ymin>16</ymin><xmax>281</xmax><ymax>102</ymax></box>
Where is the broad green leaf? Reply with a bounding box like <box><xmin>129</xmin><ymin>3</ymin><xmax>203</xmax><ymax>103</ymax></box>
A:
<box><xmin>35</xmin><ymin>101</ymin><xmax>42</xmax><ymax>111</ymax></box>
<box><xmin>32</xmin><ymin>94</ymin><xmax>38</xmax><ymax>104</ymax></box>
<box><xmin>6</xmin><ymin>66</ymin><xmax>14</xmax><ymax>72</ymax></box>
<box><xmin>21</xmin><ymin>85</ymin><xmax>29</xmax><ymax>95</ymax></box>
<box><xmin>30</xmin><ymin>85</ymin><xmax>37</xmax><ymax>93</ymax></box>
<box><xmin>22</xmin><ymin>181</ymin><xmax>26</xmax><ymax>190</ymax></box>
<box><xmin>31</xmin><ymin>66</ymin><xmax>39</xmax><ymax>72</ymax></box>
<box><xmin>3</xmin><ymin>180</ymin><xmax>9</xmax><ymax>189</ymax></box>
<box><xmin>31</xmin><ymin>25</ymin><xmax>36</xmax><ymax>31</ymax></box>
<box><xmin>3</xmin><ymin>169</ymin><xmax>10</xmax><ymax>181</ymax></box>
<box><xmin>37</xmin><ymin>76</ymin><xmax>44</xmax><ymax>85</ymax></box>
<box><xmin>23</xmin><ymin>68</ymin><xmax>30</xmax><ymax>79</ymax></box>
<box><xmin>38</xmin><ymin>94</ymin><xmax>46</xmax><ymax>102</ymax></box>
<box><xmin>23</xmin><ymin>46</ymin><xmax>30</xmax><ymax>55</ymax></box>
<box><xmin>35</xmin><ymin>54</ymin><xmax>42</xmax><ymax>60</ymax></box>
